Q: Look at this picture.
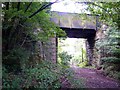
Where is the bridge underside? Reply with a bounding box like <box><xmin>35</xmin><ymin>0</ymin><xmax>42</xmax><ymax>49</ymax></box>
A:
<box><xmin>60</xmin><ymin>27</ymin><xmax>96</xmax><ymax>49</ymax></box>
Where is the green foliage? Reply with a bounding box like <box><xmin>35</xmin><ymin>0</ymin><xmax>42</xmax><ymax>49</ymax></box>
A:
<box><xmin>96</xmin><ymin>27</ymin><xmax>120</xmax><ymax>63</ymax></box>
<box><xmin>93</xmin><ymin>14</ymin><xmax>120</xmax><ymax>79</ymax></box>
<box><xmin>2</xmin><ymin>66</ymin><xmax>23</xmax><ymax>89</ymax></box>
<box><xmin>101</xmin><ymin>57</ymin><xmax>120</xmax><ymax>63</ymax></box>
<box><xmin>3</xmin><ymin>60</ymin><xmax>85</xmax><ymax>88</ymax></box>
<box><xmin>58</xmin><ymin>51</ymin><xmax>72</xmax><ymax>67</ymax></box>
<box><xmin>63</xmin><ymin>68</ymin><xmax>85</xmax><ymax>88</ymax></box>
<box><xmin>24</xmin><ymin>61</ymin><xmax>61</xmax><ymax>88</ymax></box>
<box><xmin>3</xmin><ymin>47</ymin><xmax>30</xmax><ymax>72</ymax></box>
<box><xmin>114</xmin><ymin>72</ymin><xmax>120</xmax><ymax>80</ymax></box>
<box><xmin>77</xmin><ymin>61</ymin><xmax>88</xmax><ymax>68</ymax></box>
<box><xmin>2</xmin><ymin>2</ymin><xmax>67</xmax><ymax>88</ymax></box>
<box><xmin>103</xmin><ymin>64</ymin><xmax>120</xmax><ymax>81</ymax></box>
<box><xmin>88</xmin><ymin>2</ymin><xmax>120</xmax><ymax>29</ymax></box>
<box><xmin>2</xmin><ymin>60</ymin><xmax>62</xmax><ymax>88</ymax></box>
<box><xmin>111</xmin><ymin>48</ymin><xmax>120</xmax><ymax>56</ymax></box>
<box><xmin>2</xmin><ymin>2</ymin><xmax>66</xmax><ymax>71</ymax></box>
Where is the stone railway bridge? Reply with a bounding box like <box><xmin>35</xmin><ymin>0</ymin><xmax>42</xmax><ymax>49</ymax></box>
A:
<box><xmin>37</xmin><ymin>11</ymin><xmax>104</xmax><ymax>66</ymax></box>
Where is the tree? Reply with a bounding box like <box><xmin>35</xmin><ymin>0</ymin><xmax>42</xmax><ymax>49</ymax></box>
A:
<box><xmin>2</xmin><ymin>2</ymin><xmax>66</xmax><ymax>72</ymax></box>
<box><xmin>87</xmin><ymin>2</ymin><xmax>120</xmax><ymax>29</ymax></box>
<box><xmin>87</xmin><ymin>2</ymin><xmax>120</xmax><ymax>80</ymax></box>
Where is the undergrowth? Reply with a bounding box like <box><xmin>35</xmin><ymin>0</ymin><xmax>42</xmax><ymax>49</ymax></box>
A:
<box><xmin>2</xmin><ymin>60</ymin><xmax>85</xmax><ymax>89</ymax></box>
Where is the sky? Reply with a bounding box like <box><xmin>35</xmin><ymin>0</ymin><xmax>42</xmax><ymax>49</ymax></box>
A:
<box><xmin>51</xmin><ymin>0</ymin><xmax>89</xmax><ymax>13</ymax></box>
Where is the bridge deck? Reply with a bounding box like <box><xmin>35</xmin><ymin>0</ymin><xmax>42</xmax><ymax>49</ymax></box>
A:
<box><xmin>50</xmin><ymin>11</ymin><xmax>97</xmax><ymax>49</ymax></box>
<box><xmin>50</xmin><ymin>11</ymin><xmax>97</xmax><ymax>30</ymax></box>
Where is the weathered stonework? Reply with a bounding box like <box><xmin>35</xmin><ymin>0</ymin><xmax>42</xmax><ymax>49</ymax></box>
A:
<box><xmin>35</xmin><ymin>38</ymin><xmax>57</xmax><ymax>63</ymax></box>
<box><xmin>93</xmin><ymin>29</ymin><xmax>107</xmax><ymax>68</ymax></box>
<box><xmin>85</xmin><ymin>40</ymin><xmax>94</xmax><ymax>66</ymax></box>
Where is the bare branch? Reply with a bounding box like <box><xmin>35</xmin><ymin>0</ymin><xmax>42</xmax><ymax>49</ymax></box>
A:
<box><xmin>29</xmin><ymin>3</ymin><xmax>52</xmax><ymax>18</ymax></box>
<box><xmin>17</xmin><ymin>2</ymin><xmax>20</xmax><ymax>11</ymax></box>
<box><xmin>6</xmin><ymin>2</ymin><xmax>9</xmax><ymax>10</ymax></box>
<box><xmin>29</xmin><ymin>0</ymin><xmax>58</xmax><ymax>18</ymax></box>
<box><xmin>20</xmin><ymin>34</ymin><xmax>28</xmax><ymax>47</ymax></box>
<box><xmin>24</xmin><ymin>2</ymin><xmax>32</xmax><ymax>13</ymax></box>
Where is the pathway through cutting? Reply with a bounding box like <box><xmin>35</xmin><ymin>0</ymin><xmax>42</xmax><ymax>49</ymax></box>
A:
<box><xmin>71</xmin><ymin>65</ymin><xmax>120</xmax><ymax>88</ymax></box>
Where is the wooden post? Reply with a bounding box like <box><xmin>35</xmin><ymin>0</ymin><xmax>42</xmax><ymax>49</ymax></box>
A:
<box><xmin>81</xmin><ymin>47</ymin><xmax>84</xmax><ymax>62</ymax></box>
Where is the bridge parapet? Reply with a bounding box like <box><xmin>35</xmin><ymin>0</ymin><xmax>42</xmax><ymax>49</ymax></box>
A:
<box><xmin>50</xmin><ymin>11</ymin><xmax>97</xmax><ymax>30</ymax></box>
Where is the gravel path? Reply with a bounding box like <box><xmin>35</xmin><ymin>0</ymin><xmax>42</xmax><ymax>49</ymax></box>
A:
<box><xmin>71</xmin><ymin>66</ymin><xmax>120</xmax><ymax>89</ymax></box>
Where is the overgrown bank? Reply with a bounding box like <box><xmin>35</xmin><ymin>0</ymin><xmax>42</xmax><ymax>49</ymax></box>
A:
<box><xmin>2</xmin><ymin>2</ymin><xmax>84</xmax><ymax>88</ymax></box>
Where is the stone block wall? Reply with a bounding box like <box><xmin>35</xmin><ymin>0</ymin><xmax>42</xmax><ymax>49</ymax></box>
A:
<box><xmin>35</xmin><ymin>37</ymin><xmax>57</xmax><ymax>63</ymax></box>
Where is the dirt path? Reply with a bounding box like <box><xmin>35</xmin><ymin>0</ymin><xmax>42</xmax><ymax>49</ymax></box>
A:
<box><xmin>71</xmin><ymin>65</ymin><xmax>120</xmax><ymax>88</ymax></box>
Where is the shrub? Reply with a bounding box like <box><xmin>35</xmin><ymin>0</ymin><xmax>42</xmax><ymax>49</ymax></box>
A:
<box><xmin>77</xmin><ymin>61</ymin><xmax>88</xmax><ymax>68</ymax></box>
<box><xmin>3</xmin><ymin>47</ymin><xmax>30</xmax><ymax>73</ymax></box>
<box><xmin>106</xmin><ymin>70</ymin><xmax>120</xmax><ymax>81</ymax></box>
<box><xmin>58</xmin><ymin>51</ymin><xmax>72</xmax><ymax>67</ymax></box>
<box><xmin>65</xmin><ymin>68</ymin><xmax>85</xmax><ymax>88</ymax></box>
<box><xmin>2</xmin><ymin>60</ymin><xmax>62</xmax><ymax>89</ymax></box>
<box><xmin>2</xmin><ymin>60</ymin><xmax>85</xmax><ymax>89</ymax></box>
<box><xmin>101</xmin><ymin>57</ymin><xmax>120</xmax><ymax>63</ymax></box>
